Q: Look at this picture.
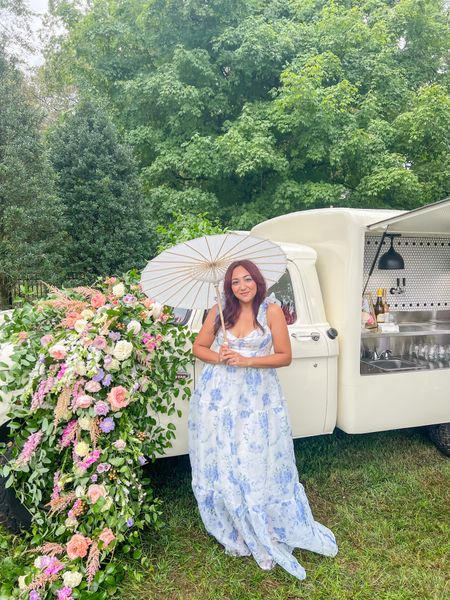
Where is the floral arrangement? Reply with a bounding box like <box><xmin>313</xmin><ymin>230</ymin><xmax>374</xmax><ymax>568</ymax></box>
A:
<box><xmin>0</xmin><ymin>270</ymin><xmax>193</xmax><ymax>598</ymax></box>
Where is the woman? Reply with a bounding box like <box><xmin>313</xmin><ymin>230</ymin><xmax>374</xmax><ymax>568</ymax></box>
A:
<box><xmin>188</xmin><ymin>259</ymin><xmax>338</xmax><ymax>580</ymax></box>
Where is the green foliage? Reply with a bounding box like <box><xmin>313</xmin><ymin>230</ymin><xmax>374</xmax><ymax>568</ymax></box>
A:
<box><xmin>0</xmin><ymin>270</ymin><xmax>194</xmax><ymax>596</ymax></box>
<box><xmin>47</xmin><ymin>101</ymin><xmax>153</xmax><ymax>278</ymax></box>
<box><xmin>156</xmin><ymin>212</ymin><xmax>227</xmax><ymax>253</ymax></box>
<box><xmin>0</xmin><ymin>51</ymin><xmax>68</xmax><ymax>305</ymax></box>
<box><xmin>44</xmin><ymin>0</ymin><xmax>450</xmax><ymax>228</ymax></box>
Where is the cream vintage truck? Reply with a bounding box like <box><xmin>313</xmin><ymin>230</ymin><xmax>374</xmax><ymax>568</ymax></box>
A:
<box><xmin>1</xmin><ymin>199</ymin><xmax>449</xmax><ymax>529</ymax></box>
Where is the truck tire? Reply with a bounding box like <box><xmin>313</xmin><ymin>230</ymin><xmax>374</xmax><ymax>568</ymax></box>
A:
<box><xmin>0</xmin><ymin>448</ymin><xmax>32</xmax><ymax>533</ymax></box>
<box><xmin>427</xmin><ymin>423</ymin><xmax>450</xmax><ymax>457</ymax></box>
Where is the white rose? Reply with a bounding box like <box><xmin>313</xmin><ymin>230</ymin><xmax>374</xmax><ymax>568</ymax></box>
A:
<box><xmin>74</xmin><ymin>361</ymin><xmax>87</xmax><ymax>376</ymax></box>
<box><xmin>112</xmin><ymin>282</ymin><xmax>125</xmax><ymax>297</ymax></box>
<box><xmin>78</xmin><ymin>417</ymin><xmax>92</xmax><ymax>431</ymax></box>
<box><xmin>18</xmin><ymin>575</ymin><xmax>27</xmax><ymax>590</ymax></box>
<box><xmin>74</xmin><ymin>319</ymin><xmax>88</xmax><ymax>333</ymax></box>
<box><xmin>81</xmin><ymin>309</ymin><xmax>94</xmax><ymax>320</ymax></box>
<box><xmin>63</xmin><ymin>571</ymin><xmax>83</xmax><ymax>588</ymax></box>
<box><xmin>65</xmin><ymin>517</ymin><xmax>78</xmax><ymax>529</ymax></box>
<box><xmin>126</xmin><ymin>320</ymin><xmax>141</xmax><ymax>335</ymax></box>
<box><xmin>101</xmin><ymin>496</ymin><xmax>113</xmax><ymax>512</ymax></box>
<box><xmin>150</xmin><ymin>302</ymin><xmax>163</xmax><ymax>319</ymax></box>
<box><xmin>75</xmin><ymin>485</ymin><xmax>86</xmax><ymax>498</ymax></box>
<box><xmin>34</xmin><ymin>557</ymin><xmax>43</xmax><ymax>568</ymax></box>
<box><xmin>104</xmin><ymin>358</ymin><xmax>120</xmax><ymax>371</ymax></box>
<box><xmin>112</xmin><ymin>340</ymin><xmax>133</xmax><ymax>361</ymax></box>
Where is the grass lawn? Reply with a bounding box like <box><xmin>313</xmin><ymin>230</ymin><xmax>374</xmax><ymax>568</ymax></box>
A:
<box><xmin>1</xmin><ymin>427</ymin><xmax>449</xmax><ymax>599</ymax></box>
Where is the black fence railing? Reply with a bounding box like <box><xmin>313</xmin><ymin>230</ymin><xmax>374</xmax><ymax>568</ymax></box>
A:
<box><xmin>0</xmin><ymin>273</ymin><xmax>97</xmax><ymax>310</ymax></box>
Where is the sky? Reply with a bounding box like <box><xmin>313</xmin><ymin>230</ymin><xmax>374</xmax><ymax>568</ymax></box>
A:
<box><xmin>27</xmin><ymin>0</ymin><xmax>49</xmax><ymax>67</ymax></box>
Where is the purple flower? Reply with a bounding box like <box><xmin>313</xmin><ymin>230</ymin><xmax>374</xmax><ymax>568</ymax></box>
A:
<box><xmin>102</xmin><ymin>373</ymin><xmax>113</xmax><ymax>387</ymax></box>
<box><xmin>57</xmin><ymin>587</ymin><xmax>74</xmax><ymax>600</ymax></box>
<box><xmin>123</xmin><ymin>294</ymin><xmax>136</xmax><ymax>304</ymax></box>
<box><xmin>97</xmin><ymin>462</ymin><xmax>111</xmax><ymax>473</ymax></box>
<box><xmin>44</xmin><ymin>556</ymin><xmax>64</xmax><ymax>575</ymax></box>
<box><xmin>108</xmin><ymin>331</ymin><xmax>121</xmax><ymax>342</ymax></box>
<box><xmin>138</xmin><ymin>455</ymin><xmax>147</xmax><ymax>466</ymax></box>
<box><xmin>99</xmin><ymin>417</ymin><xmax>115</xmax><ymax>433</ymax></box>
<box><xmin>94</xmin><ymin>401</ymin><xmax>109</xmax><ymax>416</ymax></box>
<box><xmin>29</xmin><ymin>592</ymin><xmax>41</xmax><ymax>600</ymax></box>
<box><xmin>132</xmin><ymin>382</ymin><xmax>139</xmax><ymax>392</ymax></box>
<box><xmin>92</xmin><ymin>368</ymin><xmax>105</xmax><ymax>383</ymax></box>
<box><xmin>103</xmin><ymin>354</ymin><xmax>113</xmax><ymax>366</ymax></box>
<box><xmin>126</xmin><ymin>517</ymin><xmax>134</xmax><ymax>528</ymax></box>
<box><xmin>91</xmin><ymin>473</ymin><xmax>98</xmax><ymax>482</ymax></box>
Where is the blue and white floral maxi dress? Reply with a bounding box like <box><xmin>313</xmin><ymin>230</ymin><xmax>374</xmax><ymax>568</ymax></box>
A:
<box><xmin>188</xmin><ymin>296</ymin><xmax>338</xmax><ymax>580</ymax></box>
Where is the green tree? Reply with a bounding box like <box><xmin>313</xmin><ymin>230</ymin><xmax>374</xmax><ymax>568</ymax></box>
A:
<box><xmin>48</xmin><ymin>101</ymin><xmax>152</xmax><ymax>278</ymax></box>
<box><xmin>0</xmin><ymin>51</ymin><xmax>67</xmax><ymax>307</ymax></box>
<box><xmin>44</xmin><ymin>0</ymin><xmax>450</xmax><ymax>228</ymax></box>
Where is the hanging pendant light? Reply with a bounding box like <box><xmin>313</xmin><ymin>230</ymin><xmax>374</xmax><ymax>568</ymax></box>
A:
<box><xmin>378</xmin><ymin>233</ymin><xmax>405</xmax><ymax>270</ymax></box>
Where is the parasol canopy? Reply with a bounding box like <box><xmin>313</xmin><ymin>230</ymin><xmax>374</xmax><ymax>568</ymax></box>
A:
<box><xmin>140</xmin><ymin>233</ymin><xmax>287</xmax><ymax>310</ymax></box>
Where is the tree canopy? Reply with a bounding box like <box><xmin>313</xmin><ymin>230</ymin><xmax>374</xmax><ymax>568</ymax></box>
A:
<box><xmin>44</xmin><ymin>0</ymin><xmax>450</xmax><ymax>229</ymax></box>
<box><xmin>0</xmin><ymin>51</ymin><xmax>67</xmax><ymax>304</ymax></box>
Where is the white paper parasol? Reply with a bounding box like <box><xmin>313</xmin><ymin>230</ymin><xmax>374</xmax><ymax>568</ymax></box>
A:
<box><xmin>140</xmin><ymin>233</ymin><xmax>287</xmax><ymax>342</ymax></box>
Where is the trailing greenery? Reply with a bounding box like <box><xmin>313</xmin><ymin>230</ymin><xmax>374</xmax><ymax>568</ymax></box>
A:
<box><xmin>0</xmin><ymin>271</ymin><xmax>194</xmax><ymax>597</ymax></box>
<box><xmin>44</xmin><ymin>0</ymin><xmax>450</xmax><ymax>229</ymax></box>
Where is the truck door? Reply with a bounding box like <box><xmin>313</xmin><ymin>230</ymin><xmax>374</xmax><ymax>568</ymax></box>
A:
<box><xmin>269</xmin><ymin>261</ymin><xmax>337</xmax><ymax>438</ymax></box>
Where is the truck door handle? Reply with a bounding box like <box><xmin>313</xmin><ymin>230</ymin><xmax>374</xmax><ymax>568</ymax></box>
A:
<box><xmin>291</xmin><ymin>332</ymin><xmax>320</xmax><ymax>341</ymax></box>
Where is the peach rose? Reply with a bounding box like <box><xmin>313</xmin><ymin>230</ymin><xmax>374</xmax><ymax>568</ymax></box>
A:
<box><xmin>98</xmin><ymin>527</ymin><xmax>115</xmax><ymax>548</ymax></box>
<box><xmin>87</xmin><ymin>484</ymin><xmax>107</xmax><ymax>504</ymax></box>
<box><xmin>107</xmin><ymin>386</ymin><xmax>129</xmax><ymax>412</ymax></box>
<box><xmin>85</xmin><ymin>380</ymin><xmax>101</xmax><ymax>393</ymax></box>
<box><xmin>66</xmin><ymin>534</ymin><xmax>91</xmax><ymax>560</ymax></box>
<box><xmin>143</xmin><ymin>297</ymin><xmax>154</xmax><ymax>309</ymax></box>
<box><xmin>49</xmin><ymin>344</ymin><xmax>67</xmax><ymax>360</ymax></box>
<box><xmin>18</xmin><ymin>331</ymin><xmax>28</xmax><ymax>341</ymax></box>
<box><xmin>91</xmin><ymin>292</ymin><xmax>106</xmax><ymax>309</ymax></box>
<box><xmin>62</xmin><ymin>311</ymin><xmax>82</xmax><ymax>329</ymax></box>
<box><xmin>75</xmin><ymin>394</ymin><xmax>94</xmax><ymax>409</ymax></box>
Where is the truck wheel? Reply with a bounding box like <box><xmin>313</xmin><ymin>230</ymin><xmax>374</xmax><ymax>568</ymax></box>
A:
<box><xmin>0</xmin><ymin>448</ymin><xmax>32</xmax><ymax>533</ymax></box>
<box><xmin>426</xmin><ymin>423</ymin><xmax>450</xmax><ymax>457</ymax></box>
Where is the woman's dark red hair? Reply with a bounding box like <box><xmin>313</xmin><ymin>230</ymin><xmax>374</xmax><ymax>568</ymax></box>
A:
<box><xmin>213</xmin><ymin>259</ymin><xmax>267</xmax><ymax>336</ymax></box>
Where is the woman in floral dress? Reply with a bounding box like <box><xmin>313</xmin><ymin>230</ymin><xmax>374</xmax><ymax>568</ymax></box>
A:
<box><xmin>188</xmin><ymin>259</ymin><xmax>338</xmax><ymax>580</ymax></box>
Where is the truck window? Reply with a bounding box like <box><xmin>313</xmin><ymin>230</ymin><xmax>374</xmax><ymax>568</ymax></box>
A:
<box><xmin>267</xmin><ymin>270</ymin><xmax>297</xmax><ymax>325</ymax></box>
<box><xmin>172</xmin><ymin>307</ymin><xmax>192</xmax><ymax>326</ymax></box>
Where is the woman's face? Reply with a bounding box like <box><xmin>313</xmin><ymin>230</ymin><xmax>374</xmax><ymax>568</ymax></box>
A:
<box><xmin>230</xmin><ymin>266</ymin><xmax>257</xmax><ymax>304</ymax></box>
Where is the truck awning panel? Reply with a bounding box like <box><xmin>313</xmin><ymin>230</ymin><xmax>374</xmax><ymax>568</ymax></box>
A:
<box><xmin>366</xmin><ymin>198</ymin><xmax>450</xmax><ymax>234</ymax></box>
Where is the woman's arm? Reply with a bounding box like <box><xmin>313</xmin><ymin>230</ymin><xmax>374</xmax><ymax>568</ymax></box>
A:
<box><xmin>192</xmin><ymin>304</ymin><xmax>227</xmax><ymax>364</ymax></box>
<box><xmin>224</xmin><ymin>303</ymin><xmax>292</xmax><ymax>368</ymax></box>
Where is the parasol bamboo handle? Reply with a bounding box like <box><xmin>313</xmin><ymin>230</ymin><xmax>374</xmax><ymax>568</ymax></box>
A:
<box><xmin>214</xmin><ymin>283</ymin><xmax>228</xmax><ymax>345</ymax></box>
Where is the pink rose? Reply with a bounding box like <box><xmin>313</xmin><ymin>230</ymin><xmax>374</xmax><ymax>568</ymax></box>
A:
<box><xmin>85</xmin><ymin>380</ymin><xmax>101</xmax><ymax>393</ymax></box>
<box><xmin>143</xmin><ymin>298</ymin><xmax>154</xmax><ymax>309</ymax></box>
<box><xmin>40</xmin><ymin>334</ymin><xmax>54</xmax><ymax>346</ymax></box>
<box><xmin>49</xmin><ymin>344</ymin><xmax>67</xmax><ymax>360</ymax></box>
<box><xmin>75</xmin><ymin>394</ymin><xmax>94</xmax><ymax>409</ymax></box>
<box><xmin>92</xmin><ymin>335</ymin><xmax>107</xmax><ymax>350</ymax></box>
<box><xmin>62</xmin><ymin>311</ymin><xmax>82</xmax><ymax>329</ymax></box>
<box><xmin>87</xmin><ymin>484</ymin><xmax>107</xmax><ymax>504</ymax></box>
<box><xmin>98</xmin><ymin>527</ymin><xmax>115</xmax><ymax>548</ymax></box>
<box><xmin>107</xmin><ymin>386</ymin><xmax>129</xmax><ymax>412</ymax></box>
<box><xmin>66</xmin><ymin>534</ymin><xmax>91</xmax><ymax>559</ymax></box>
<box><xmin>113</xmin><ymin>439</ymin><xmax>126</xmax><ymax>451</ymax></box>
<box><xmin>91</xmin><ymin>292</ymin><xmax>106</xmax><ymax>309</ymax></box>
